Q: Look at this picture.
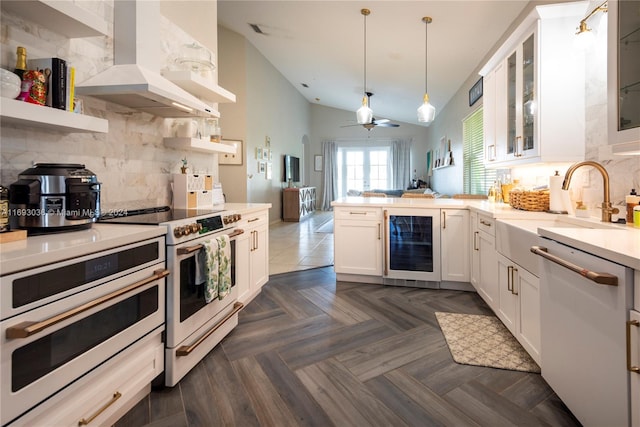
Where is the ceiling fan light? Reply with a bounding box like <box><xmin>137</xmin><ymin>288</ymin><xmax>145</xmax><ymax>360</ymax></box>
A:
<box><xmin>417</xmin><ymin>94</ymin><xmax>435</xmax><ymax>123</ymax></box>
<box><xmin>356</xmin><ymin>96</ymin><xmax>373</xmax><ymax>124</ymax></box>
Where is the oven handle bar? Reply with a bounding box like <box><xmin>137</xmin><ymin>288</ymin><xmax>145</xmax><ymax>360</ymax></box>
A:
<box><xmin>5</xmin><ymin>269</ymin><xmax>170</xmax><ymax>339</ymax></box>
<box><xmin>530</xmin><ymin>246</ymin><xmax>618</xmax><ymax>286</ymax></box>
<box><xmin>177</xmin><ymin>229</ymin><xmax>245</xmax><ymax>255</ymax></box>
<box><xmin>176</xmin><ymin>302</ymin><xmax>244</xmax><ymax>356</ymax></box>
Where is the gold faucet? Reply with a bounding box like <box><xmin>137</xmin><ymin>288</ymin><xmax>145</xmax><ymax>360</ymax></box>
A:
<box><xmin>562</xmin><ymin>161</ymin><xmax>619</xmax><ymax>222</ymax></box>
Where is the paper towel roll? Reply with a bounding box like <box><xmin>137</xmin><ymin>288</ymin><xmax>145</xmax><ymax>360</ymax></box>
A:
<box><xmin>549</xmin><ymin>173</ymin><xmax>566</xmax><ymax>213</ymax></box>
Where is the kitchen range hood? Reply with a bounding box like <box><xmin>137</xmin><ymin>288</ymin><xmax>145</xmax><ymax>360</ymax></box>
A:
<box><xmin>76</xmin><ymin>0</ymin><xmax>217</xmax><ymax>118</ymax></box>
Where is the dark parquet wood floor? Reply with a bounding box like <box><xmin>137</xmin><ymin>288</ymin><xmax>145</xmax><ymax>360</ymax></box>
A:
<box><xmin>116</xmin><ymin>267</ymin><xmax>581</xmax><ymax>427</ymax></box>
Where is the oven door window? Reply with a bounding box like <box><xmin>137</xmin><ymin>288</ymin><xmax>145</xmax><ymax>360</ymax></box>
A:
<box><xmin>11</xmin><ymin>286</ymin><xmax>158</xmax><ymax>392</ymax></box>
<box><xmin>12</xmin><ymin>242</ymin><xmax>159</xmax><ymax>308</ymax></box>
<box><xmin>389</xmin><ymin>215</ymin><xmax>434</xmax><ymax>272</ymax></box>
<box><xmin>180</xmin><ymin>240</ymin><xmax>235</xmax><ymax>322</ymax></box>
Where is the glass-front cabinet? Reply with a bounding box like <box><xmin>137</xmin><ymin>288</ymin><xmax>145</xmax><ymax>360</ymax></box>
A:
<box><xmin>608</xmin><ymin>0</ymin><xmax>640</xmax><ymax>147</ymax></box>
<box><xmin>480</xmin><ymin>3</ymin><xmax>587</xmax><ymax>168</ymax></box>
<box><xmin>506</xmin><ymin>33</ymin><xmax>537</xmax><ymax>161</ymax></box>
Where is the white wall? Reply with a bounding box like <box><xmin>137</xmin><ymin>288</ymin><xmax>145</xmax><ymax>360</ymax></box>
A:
<box><xmin>218</xmin><ymin>26</ymin><xmax>311</xmax><ymax>222</ymax></box>
<box><xmin>307</xmin><ymin>104</ymin><xmax>430</xmax><ymax>197</ymax></box>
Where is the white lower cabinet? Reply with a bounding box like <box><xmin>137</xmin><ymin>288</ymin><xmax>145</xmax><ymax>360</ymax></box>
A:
<box><xmin>237</xmin><ymin>209</ymin><xmax>269</xmax><ymax>305</ymax></box>
<box><xmin>496</xmin><ymin>252</ymin><xmax>541</xmax><ymax>365</ymax></box>
<box><xmin>9</xmin><ymin>330</ymin><xmax>164</xmax><ymax>427</ymax></box>
<box><xmin>441</xmin><ymin>209</ymin><xmax>470</xmax><ymax>282</ymax></box>
<box><xmin>334</xmin><ymin>207</ymin><xmax>383</xmax><ymax>276</ymax></box>
<box><xmin>470</xmin><ymin>212</ymin><xmax>499</xmax><ymax>311</ymax></box>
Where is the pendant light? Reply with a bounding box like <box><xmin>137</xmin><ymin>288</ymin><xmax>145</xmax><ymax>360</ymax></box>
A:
<box><xmin>417</xmin><ymin>16</ymin><xmax>436</xmax><ymax>124</ymax></box>
<box><xmin>356</xmin><ymin>8</ymin><xmax>373</xmax><ymax>125</ymax></box>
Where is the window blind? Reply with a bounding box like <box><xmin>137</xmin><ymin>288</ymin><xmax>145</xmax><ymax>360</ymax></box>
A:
<box><xmin>463</xmin><ymin>107</ymin><xmax>496</xmax><ymax>195</ymax></box>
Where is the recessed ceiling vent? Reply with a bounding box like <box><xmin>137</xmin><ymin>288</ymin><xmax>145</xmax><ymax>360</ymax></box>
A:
<box><xmin>249</xmin><ymin>23</ymin><xmax>265</xmax><ymax>34</ymax></box>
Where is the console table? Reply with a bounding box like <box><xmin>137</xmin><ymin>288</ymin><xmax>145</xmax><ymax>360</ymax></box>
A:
<box><xmin>283</xmin><ymin>187</ymin><xmax>316</xmax><ymax>221</ymax></box>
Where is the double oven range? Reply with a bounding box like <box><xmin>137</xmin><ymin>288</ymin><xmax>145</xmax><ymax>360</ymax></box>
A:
<box><xmin>101</xmin><ymin>206</ymin><xmax>244</xmax><ymax>386</ymax></box>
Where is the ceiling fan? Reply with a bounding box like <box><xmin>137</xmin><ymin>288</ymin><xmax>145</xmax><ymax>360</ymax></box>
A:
<box><xmin>343</xmin><ymin>92</ymin><xmax>400</xmax><ymax>130</ymax></box>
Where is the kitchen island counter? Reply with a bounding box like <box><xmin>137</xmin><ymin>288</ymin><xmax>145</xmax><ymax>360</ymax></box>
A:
<box><xmin>332</xmin><ymin>197</ymin><xmax>640</xmax><ymax>270</ymax></box>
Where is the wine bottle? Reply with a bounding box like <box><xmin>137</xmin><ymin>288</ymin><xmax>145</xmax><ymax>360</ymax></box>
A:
<box><xmin>14</xmin><ymin>46</ymin><xmax>27</xmax><ymax>80</ymax></box>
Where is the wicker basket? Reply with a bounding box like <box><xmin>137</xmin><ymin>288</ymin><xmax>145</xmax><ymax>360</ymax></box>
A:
<box><xmin>508</xmin><ymin>189</ymin><xmax>550</xmax><ymax>211</ymax></box>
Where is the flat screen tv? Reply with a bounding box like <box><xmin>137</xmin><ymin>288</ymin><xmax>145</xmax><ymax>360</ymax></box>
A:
<box><xmin>283</xmin><ymin>155</ymin><xmax>300</xmax><ymax>183</ymax></box>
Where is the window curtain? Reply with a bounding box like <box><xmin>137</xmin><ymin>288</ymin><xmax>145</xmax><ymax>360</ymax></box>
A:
<box><xmin>320</xmin><ymin>139</ymin><xmax>337</xmax><ymax>210</ymax></box>
<box><xmin>392</xmin><ymin>138</ymin><xmax>412</xmax><ymax>190</ymax></box>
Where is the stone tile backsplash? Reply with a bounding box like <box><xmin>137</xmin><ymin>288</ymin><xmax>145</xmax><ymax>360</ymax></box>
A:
<box><xmin>0</xmin><ymin>4</ymin><xmax>219</xmax><ymax>211</ymax></box>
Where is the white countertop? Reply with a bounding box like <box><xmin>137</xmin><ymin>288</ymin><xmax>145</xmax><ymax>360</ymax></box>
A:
<box><xmin>0</xmin><ymin>223</ymin><xmax>166</xmax><ymax>276</ymax></box>
<box><xmin>332</xmin><ymin>197</ymin><xmax>640</xmax><ymax>270</ymax></box>
<box><xmin>0</xmin><ymin>203</ymin><xmax>272</xmax><ymax>276</ymax></box>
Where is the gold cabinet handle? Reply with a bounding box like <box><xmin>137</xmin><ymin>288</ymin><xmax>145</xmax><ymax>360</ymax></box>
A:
<box><xmin>177</xmin><ymin>302</ymin><xmax>244</xmax><ymax>356</ymax></box>
<box><xmin>248</xmin><ymin>217</ymin><xmax>259</xmax><ymax>223</ymax></box>
<box><xmin>511</xmin><ymin>266</ymin><xmax>518</xmax><ymax>295</ymax></box>
<box><xmin>487</xmin><ymin>144</ymin><xmax>496</xmax><ymax>162</ymax></box>
<box><xmin>442</xmin><ymin>211</ymin><xmax>446</xmax><ymax>229</ymax></box>
<box><xmin>627</xmin><ymin>319</ymin><xmax>640</xmax><ymax>374</ymax></box>
<box><xmin>514</xmin><ymin>136</ymin><xmax>523</xmax><ymax>157</ymax></box>
<box><xmin>377</xmin><ymin>223</ymin><xmax>381</xmax><ymax>240</ymax></box>
<box><xmin>78</xmin><ymin>391</ymin><xmax>122</xmax><ymax>425</ymax></box>
<box><xmin>479</xmin><ymin>219</ymin><xmax>492</xmax><ymax>227</ymax></box>
<box><xmin>6</xmin><ymin>269</ymin><xmax>170</xmax><ymax>339</ymax></box>
<box><xmin>530</xmin><ymin>246</ymin><xmax>618</xmax><ymax>286</ymax></box>
<box><xmin>473</xmin><ymin>231</ymin><xmax>479</xmax><ymax>251</ymax></box>
<box><xmin>507</xmin><ymin>265</ymin><xmax>513</xmax><ymax>292</ymax></box>
<box><xmin>349</xmin><ymin>211</ymin><xmax>368</xmax><ymax>215</ymax></box>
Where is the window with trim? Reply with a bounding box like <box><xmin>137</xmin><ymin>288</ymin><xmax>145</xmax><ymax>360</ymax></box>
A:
<box><xmin>336</xmin><ymin>145</ymin><xmax>391</xmax><ymax>197</ymax></box>
<box><xmin>463</xmin><ymin>107</ymin><xmax>496</xmax><ymax>195</ymax></box>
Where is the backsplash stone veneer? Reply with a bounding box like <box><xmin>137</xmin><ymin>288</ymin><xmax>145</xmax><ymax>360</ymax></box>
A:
<box><xmin>0</xmin><ymin>3</ymin><xmax>220</xmax><ymax>211</ymax></box>
<box><xmin>583</xmin><ymin>18</ymin><xmax>639</xmax><ymax>208</ymax></box>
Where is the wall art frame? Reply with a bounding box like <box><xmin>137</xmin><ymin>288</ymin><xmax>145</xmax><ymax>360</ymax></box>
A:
<box><xmin>469</xmin><ymin>76</ymin><xmax>483</xmax><ymax>106</ymax></box>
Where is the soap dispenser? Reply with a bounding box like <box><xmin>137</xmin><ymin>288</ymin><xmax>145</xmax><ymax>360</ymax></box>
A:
<box><xmin>626</xmin><ymin>189</ymin><xmax>639</xmax><ymax>224</ymax></box>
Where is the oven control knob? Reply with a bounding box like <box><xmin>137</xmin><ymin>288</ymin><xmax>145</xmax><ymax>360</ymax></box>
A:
<box><xmin>223</xmin><ymin>216</ymin><xmax>231</xmax><ymax>224</ymax></box>
<box><xmin>233</xmin><ymin>214</ymin><xmax>241</xmax><ymax>222</ymax></box>
<box><xmin>174</xmin><ymin>226</ymin><xmax>186</xmax><ymax>237</ymax></box>
<box><xmin>189</xmin><ymin>223</ymin><xmax>201</xmax><ymax>234</ymax></box>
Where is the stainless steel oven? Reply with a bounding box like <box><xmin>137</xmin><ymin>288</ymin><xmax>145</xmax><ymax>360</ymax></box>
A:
<box><xmin>0</xmin><ymin>237</ymin><xmax>167</xmax><ymax>425</ymax></box>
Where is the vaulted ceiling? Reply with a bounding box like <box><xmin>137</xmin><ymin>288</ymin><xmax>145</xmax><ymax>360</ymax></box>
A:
<box><xmin>217</xmin><ymin>1</ymin><xmax>531</xmax><ymax>126</ymax></box>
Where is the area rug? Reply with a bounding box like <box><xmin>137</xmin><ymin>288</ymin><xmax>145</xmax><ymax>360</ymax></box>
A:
<box><xmin>315</xmin><ymin>219</ymin><xmax>333</xmax><ymax>233</ymax></box>
<box><xmin>435</xmin><ymin>312</ymin><xmax>540</xmax><ymax>373</ymax></box>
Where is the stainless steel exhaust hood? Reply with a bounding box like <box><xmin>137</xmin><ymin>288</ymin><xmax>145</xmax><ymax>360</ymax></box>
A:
<box><xmin>76</xmin><ymin>0</ymin><xmax>217</xmax><ymax>118</ymax></box>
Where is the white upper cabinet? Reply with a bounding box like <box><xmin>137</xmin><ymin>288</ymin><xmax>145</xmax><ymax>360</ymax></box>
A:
<box><xmin>607</xmin><ymin>0</ymin><xmax>640</xmax><ymax>150</ymax></box>
<box><xmin>480</xmin><ymin>2</ymin><xmax>588</xmax><ymax>167</ymax></box>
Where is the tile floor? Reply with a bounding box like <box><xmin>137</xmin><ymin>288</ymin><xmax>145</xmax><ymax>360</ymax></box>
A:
<box><xmin>269</xmin><ymin>210</ymin><xmax>334</xmax><ymax>275</ymax></box>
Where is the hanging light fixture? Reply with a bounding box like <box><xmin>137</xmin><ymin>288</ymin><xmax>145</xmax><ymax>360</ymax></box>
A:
<box><xmin>356</xmin><ymin>8</ymin><xmax>373</xmax><ymax>125</ymax></box>
<box><xmin>417</xmin><ymin>16</ymin><xmax>435</xmax><ymax>124</ymax></box>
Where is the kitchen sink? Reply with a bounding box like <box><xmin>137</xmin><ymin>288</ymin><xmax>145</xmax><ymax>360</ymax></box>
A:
<box><xmin>495</xmin><ymin>216</ymin><xmax>622</xmax><ymax>276</ymax></box>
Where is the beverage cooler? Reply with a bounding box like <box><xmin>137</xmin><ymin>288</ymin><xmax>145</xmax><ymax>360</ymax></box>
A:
<box><xmin>384</xmin><ymin>208</ymin><xmax>441</xmax><ymax>281</ymax></box>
